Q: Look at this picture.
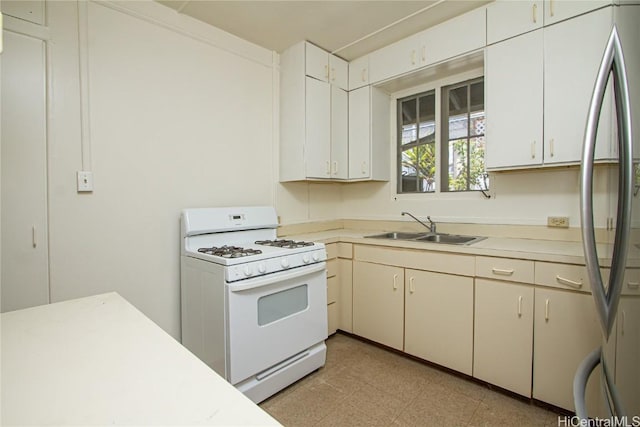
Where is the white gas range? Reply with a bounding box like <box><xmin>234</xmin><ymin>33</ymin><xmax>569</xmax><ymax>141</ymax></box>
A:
<box><xmin>180</xmin><ymin>206</ymin><xmax>328</xmax><ymax>403</ymax></box>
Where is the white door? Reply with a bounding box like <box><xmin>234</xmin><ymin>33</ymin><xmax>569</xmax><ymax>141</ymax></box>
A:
<box><xmin>1</xmin><ymin>30</ymin><xmax>50</xmax><ymax>312</ymax></box>
<box><xmin>348</xmin><ymin>87</ymin><xmax>371</xmax><ymax>179</ymax></box>
<box><xmin>330</xmin><ymin>86</ymin><xmax>348</xmax><ymax>179</ymax></box>
<box><xmin>305</xmin><ymin>77</ymin><xmax>331</xmax><ymax>178</ymax></box>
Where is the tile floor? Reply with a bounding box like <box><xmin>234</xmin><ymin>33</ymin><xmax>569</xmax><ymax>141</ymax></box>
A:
<box><xmin>260</xmin><ymin>333</ymin><xmax>562</xmax><ymax>427</ymax></box>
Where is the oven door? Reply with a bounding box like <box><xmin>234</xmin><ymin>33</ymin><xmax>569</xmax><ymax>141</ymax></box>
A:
<box><xmin>226</xmin><ymin>262</ymin><xmax>328</xmax><ymax>384</ymax></box>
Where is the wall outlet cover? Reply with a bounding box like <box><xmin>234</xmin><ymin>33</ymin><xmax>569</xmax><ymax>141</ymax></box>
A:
<box><xmin>547</xmin><ymin>216</ymin><xmax>569</xmax><ymax>228</ymax></box>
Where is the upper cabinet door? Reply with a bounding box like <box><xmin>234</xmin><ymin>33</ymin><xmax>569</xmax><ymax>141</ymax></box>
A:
<box><xmin>328</xmin><ymin>55</ymin><xmax>348</xmax><ymax>91</ymax></box>
<box><xmin>368</xmin><ymin>33</ymin><xmax>421</xmax><ymax>84</ymax></box>
<box><xmin>305</xmin><ymin>42</ymin><xmax>329</xmax><ymax>82</ymax></box>
<box><xmin>485</xmin><ymin>30</ymin><xmax>544</xmax><ymax>170</ymax></box>
<box><xmin>348</xmin><ymin>86</ymin><xmax>371</xmax><ymax>180</ymax></box>
<box><xmin>331</xmin><ymin>86</ymin><xmax>348</xmax><ymax>179</ymax></box>
<box><xmin>348</xmin><ymin>55</ymin><xmax>369</xmax><ymax>90</ymax></box>
<box><xmin>487</xmin><ymin>0</ymin><xmax>543</xmax><ymax>44</ymax></box>
<box><xmin>543</xmin><ymin>6</ymin><xmax>613</xmax><ymax>164</ymax></box>
<box><xmin>544</xmin><ymin>0</ymin><xmax>612</xmax><ymax>26</ymax></box>
<box><xmin>421</xmin><ymin>7</ymin><xmax>486</xmax><ymax>66</ymax></box>
<box><xmin>305</xmin><ymin>77</ymin><xmax>331</xmax><ymax>178</ymax></box>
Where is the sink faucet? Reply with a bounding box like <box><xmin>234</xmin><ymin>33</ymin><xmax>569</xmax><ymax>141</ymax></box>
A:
<box><xmin>401</xmin><ymin>211</ymin><xmax>436</xmax><ymax>233</ymax></box>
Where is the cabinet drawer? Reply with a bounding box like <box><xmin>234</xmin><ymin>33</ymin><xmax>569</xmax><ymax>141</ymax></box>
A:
<box><xmin>354</xmin><ymin>245</ymin><xmax>474</xmax><ymax>276</ymax></box>
<box><xmin>337</xmin><ymin>242</ymin><xmax>353</xmax><ymax>259</ymax></box>
<box><xmin>535</xmin><ymin>262</ymin><xmax>612</xmax><ymax>293</ymax></box>
<box><xmin>327</xmin><ymin>259</ymin><xmax>338</xmax><ymax>278</ymax></box>
<box><xmin>327</xmin><ymin>275</ymin><xmax>338</xmax><ymax>304</ymax></box>
<box><xmin>325</xmin><ymin>243</ymin><xmax>338</xmax><ymax>259</ymax></box>
<box><xmin>623</xmin><ymin>269</ymin><xmax>640</xmax><ymax>296</ymax></box>
<box><xmin>476</xmin><ymin>256</ymin><xmax>534</xmax><ymax>283</ymax></box>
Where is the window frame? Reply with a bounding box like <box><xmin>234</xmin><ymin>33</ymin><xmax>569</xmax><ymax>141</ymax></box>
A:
<box><xmin>392</xmin><ymin>68</ymin><xmax>486</xmax><ymax>199</ymax></box>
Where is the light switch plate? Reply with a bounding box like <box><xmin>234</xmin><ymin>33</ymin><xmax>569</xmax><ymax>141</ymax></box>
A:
<box><xmin>77</xmin><ymin>171</ymin><xmax>93</xmax><ymax>192</ymax></box>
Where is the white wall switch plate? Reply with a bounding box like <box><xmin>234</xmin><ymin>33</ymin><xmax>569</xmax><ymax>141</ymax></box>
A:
<box><xmin>77</xmin><ymin>171</ymin><xmax>93</xmax><ymax>192</ymax></box>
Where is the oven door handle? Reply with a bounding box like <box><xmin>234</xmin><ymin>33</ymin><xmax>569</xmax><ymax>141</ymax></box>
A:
<box><xmin>229</xmin><ymin>263</ymin><xmax>326</xmax><ymax>292</ymax></box>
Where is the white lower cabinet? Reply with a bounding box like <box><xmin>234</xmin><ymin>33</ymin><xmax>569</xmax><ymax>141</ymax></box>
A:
<box><xmin>474</xmin><ymin>279</ymin><xmax>534</xmax><ymax>396</ymax></box>
<box><xmin>615</xmin><ymin>297</ymin><xmax>640</xmax><ymax>416</ymax></box>
<box><xmin>533</xmin><ymin>287</ymin><xmax>602</xmax><ymax>413</ymax></box>
<box><xmin>352</xmin><ymin>261</ymin><xmax>404</xmax><ymax>350</ymax></box>
<box><xmin>404</xmin><ymin>269</ymin><xmax>473</xmax><ymax>375</ymax></box>
<box><xmin>337</xmin><ymin>258</ymin><xmax>353</xmax><ymax>333</ymax></box>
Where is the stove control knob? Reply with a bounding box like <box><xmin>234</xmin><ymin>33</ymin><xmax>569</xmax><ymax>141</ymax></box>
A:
<box><xmin>258</xmin><ymin>263</ymin><xmax>267</xmax><ymax>274</ymax></box>
<box><xmin>243</xmin><ymin>265</ymin><xmax>253</xmax><ymax>277</ymax></box>
<box><xmin>281</xmin><ymin>258</ymin><xmax>290</xmax><ymax>268</ymax></box>
<box><xmin>312</xmin><ymin>252</ymin><xmax>320</xmax><ymax>262</ymax></box>
<box><xmin>302</xmin><ymin>254</ymin><xmax>310</xmax><ymax>264</ymax></box>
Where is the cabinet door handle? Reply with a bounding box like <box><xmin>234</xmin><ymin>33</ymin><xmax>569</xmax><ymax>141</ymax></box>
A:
<box><xmin>32</xmin><ymin>226</ymin><xmax>37</xmax><ymax>248</ymax></box>
<box><xmin>518</xmin><ymin>296</ymin><xmax>523</xmax><ymax>318</ymax></box>
<box><xmin>393</xmin><ymin>274</ymin><xmax>398</xmax><ymax>290</ymax></box>
<box><xmin>531</xmin><ymin>141</ymin><xmax>536</xmax><ymax>159</ymax></box>
<box><xmin>332</xmin><ymin>161</ymin><xmax>338</xmax><ymax>175</ymax></box>
<box><xmin>421</xmin><ymin>46</ymin><xmax>426</xmax><ymax>62</ymax></box>
<box><xmin>549</xmin><ymin>138</ymin><xmax>555</xmax><ymax>157</ymax></box>
<box><xmin>361</xmin><ymin>68</ymin><xmax>366</xmax><ymax>82</ymax></box>
<box><xmin>409</xmin><ymin>277</ymin><xmax>415</xmax><ymax>294</ymax></box>
<box><xmin>545</xmin><ymin>299</ymin><xmax>550</xmax><ymax>321</ymax></box>
<box><xmin>627</xmin><ymin>281</ymin><xmax>639</xmax><ymax>289</ymax></box>
<box><xmin>411</xmin><ymin>50</ymin><xmax>416</xmax><ymax>65</ymax></box>
<box><xmin>492</xmin><ymin>268</ymin><xmax>514</xmax><ymax>276</ymax></box>
<box><xmin>533</xmin><ymin>3</ymin><xmax>538</xmax><ymax>23</ymax></box>
<box><xmin>556</xmin><ymin>275</ymin><xmax>583</xmax><ymax>289</ymax></box>
<box><xmin>326</xmin><ymin>160</ymin><xmax>331</xmax><ymax>175</ymax></box>
<box><xmin>331</xmin><ymin>67</ymin><xmax>335</xmax><ymax>82</ymax></box>
<box><xmin>549</xmin><ymin>0</ymin><xmax>554</xmax><ymax>17</ymax></box>
<box><xmin>361</xmin><ymin>161</ymin><xmax>367</xmax><ymax>175</ymax></box>
<box><xmin>324</xmin><ymin>64</ymin><xmax>329</xmax><ymax>80</ymax></box>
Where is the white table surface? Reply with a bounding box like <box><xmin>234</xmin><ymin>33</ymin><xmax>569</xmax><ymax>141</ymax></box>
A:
<box><xmin>1</xmin><ymin>292</ymin><xmax>281</xmax><ymax>426</ymax></box>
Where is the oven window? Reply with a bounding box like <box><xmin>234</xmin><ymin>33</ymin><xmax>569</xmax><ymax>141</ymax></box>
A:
<box><xmin>257</xmin><ymin>285</ymin><xmax>309</xmax><ymax>326</ymax></box>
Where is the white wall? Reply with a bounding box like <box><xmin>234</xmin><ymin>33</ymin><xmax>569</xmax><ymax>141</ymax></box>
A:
<box><xmin>46</xmin><ymin>1</ymin><xmax>275</xmax><ymax>338</ymax></box>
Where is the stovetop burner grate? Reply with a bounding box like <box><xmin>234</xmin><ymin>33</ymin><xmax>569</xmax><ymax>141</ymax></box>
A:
<box><xmin>197</xmin><ymin>245</ymin><xmax>262</xmax><ymax>258</ymax></box>
<box><xmin>254</xmin><ymin>239</ymin><xmax>315</xmax><ymax>249</ymax></box>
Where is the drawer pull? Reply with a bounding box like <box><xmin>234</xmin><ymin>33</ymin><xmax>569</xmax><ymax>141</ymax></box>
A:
<box><xmin>361</xmin><ymin>69</ymin><xmax>366</xmax><ymax>82</ymax></box>
<box><xmin>517</xmin><ymin>296</ymin><xmax>523</xmax><ymax>318</ymax></box>
<box><xmin>556</xmin><ymin>275</ymin><xmax>583</xmax><ymax>289</ymax></box>
<box><xmin>545</xmin><ymin>299</ymin><xmax>550</xmax><ymax>321</ymax></box>
<box><xmin>532</xmin><ymin>3</ymin><xmax>537</xmax><ymax>23</ymax></box>
<box><xmin>393</xmin><ymin>274</ymin><xmax>398</xmax><ymax>290</ymax></box>
<box><xmin>492</xmin><ymin>268</ymin><xmax>514</xmax><ymax>276</ymax></box>
<box><xmin>628</xmin><ymin>281</ymin><xmax>639</xmax><ymax>289</ymax></box>
<box><xmin>409</xmin><ymin>277</ymin><xmax>415</xmax><ymax>294</ymax></box>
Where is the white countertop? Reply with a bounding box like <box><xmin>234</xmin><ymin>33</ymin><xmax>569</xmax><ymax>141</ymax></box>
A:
<box><xmin>1</xmin><ymin>292</ymin><xmax>281</xmax><ymax>426</ymax></box>
<box><xmin>286</xmin><ymin>228</ymin><xmax>640</xmax><ymax>267</ymax></box>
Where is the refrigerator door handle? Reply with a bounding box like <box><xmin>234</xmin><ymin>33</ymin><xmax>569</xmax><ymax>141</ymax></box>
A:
<box><xmin>580</xmin><ymin>26</ymin><xmax>633</xmax><ymax>339</ymax></box>
<box><xmin>573</xmin><ymin>347</ymin><xmax>602</xmax><ymax>420</ymax></box>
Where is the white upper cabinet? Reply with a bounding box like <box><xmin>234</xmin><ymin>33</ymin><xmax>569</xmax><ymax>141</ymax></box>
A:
<box><xmin>305</xmin><ymin>42</ymin><xmax>348</xmax><ymax>90</ymax></box>
<box><xmin>348</xmin><ymin>55</ymin><xmax>369</xmax><ymax>90</ymax></box>
<box><xmin>348</xmin><ymin>86</ymin><xmax>390</xmax><ymax>181</ymax></box>
<box><xmin>485</xmin><ymin>30</ymin><xmax>544</xmax><ymax>169</ymax></box>
<box><xmin>487</xmin><ymin>0</ymin><xmax>543</xmax><ymax>44</ymax></box>
<box><xmin>280</xmin><ymin>41</ymin><xmax>349</xmax><ymax>181</ymax></box>
<box><xmin>543</xmin><ymin>6</ymin><xmax>614</xmax><ymax>164</ymax></box>
<box><xmin>368</xmin><ymin>33</ymin><xmax>422</xmax><ymax>84</ymax></box>
<box><xmin>368</xmin><ymin>7</ymin><xmax>486</xmax><ymax>85</ymax></box>
<box><xmin>421</xmin><ymin>7</ymin><xmax>486</xmax><ymax>66</ymax></box>
<box><xmin>543</xmin><ymin>0</ymin><xmax>612</xmax><ymax>26</ymax></box>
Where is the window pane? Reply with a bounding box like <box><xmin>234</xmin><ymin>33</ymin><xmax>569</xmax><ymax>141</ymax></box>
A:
<box><xmin>400</xmin><ymin>99</ymin><xmax>417</xmax><ymax>146</ymax></box>
<box><xmin>448</xmin><ymin>139</ymin><xmax>468</xmax><ymax>191</ymax></box>
<box><xmin>401</xmin><ymin>145</ymin><xmax>435</xmax><ymax>192</ymax></box>
<box><xmin>469</xmin><ymin>136</ymin><xmax>488</xmax><ymax>190</ymax></box>
<box><xmin>418</xmin><ymin>92</ymin><xmax>436</xmax><ymax>144</ymax></box>
<box><xmin>258</xmin><ymin>285</ymin><xmax>308</xmax><ymax>326</ymax></box>
<box><xmin>401</xmin><ymin>147</ymin><xmax>419</xmax><ymax>192</ymax></box>
<box><xmin>448</xmin><ymin>86</ymin><xmax>468</xmax><ymax>116</ymax></box>
<box><xmin>419</xmin><ymin>143</ymin><xmax>436</xmax><ymax>192</ymax></box>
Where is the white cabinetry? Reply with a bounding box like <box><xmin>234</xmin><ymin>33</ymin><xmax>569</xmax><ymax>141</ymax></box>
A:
<box><xmin>486</xmin><ymin>0</ymin><xmax>543</xmax><ymax>44</ymax></box>
<box><xmin>543</xmin><ymin>0</ymin><xmax>612</xmax><ymax>26</ymax></box>
<box><xmin>615</xmin><ymin>296</ymin><xmax>640</xmax><ymax>416</ymax></box>
<box><xmin>348</xmin><ymin>55</ymin><xmax>369</xmax><ymax>90</ymax></box>
<box><xmin>367</xmin><ymin>7</ymin><xmax>486</xmax><ymax>85</ymax></box>
<box><xmin>404</xmin><ymin>269</ymin><xmax>473</xmax><ymax>375</ymax></box>
<box><xmin>474</xmin><ymin>279</ymin><xmax>534</xmax><ymax>396</ymax></box>
<box><xmin>280</xmin><ymin>41</ymin><xmax>349</xmax><ymax>181</ymax></box>
<box><xmin>486</xmin><ymin>7</ymin><xmax>617</xmax><ymax>170</ymax></box>
<box><xmin>348</xmin><ymin>86</ymin><xmax>390</xmax><ymax>181</ymax></box>
<box><xmin>1</xmin><ymin>30</ymin><xmax>50</xmax><ymax>312</ymax></box>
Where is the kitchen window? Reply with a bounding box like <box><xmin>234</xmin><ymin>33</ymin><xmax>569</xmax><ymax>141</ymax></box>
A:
<box><xmin>396</xmin><ymin>76</ymin><xmax>487</xmax><ymax>194</ymax></box>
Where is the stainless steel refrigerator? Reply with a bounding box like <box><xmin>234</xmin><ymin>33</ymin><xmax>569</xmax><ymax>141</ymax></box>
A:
<box><xmin>574</xmin><ymin>4</ymin><xmax>640</xmax><ymax>421</ymax></box>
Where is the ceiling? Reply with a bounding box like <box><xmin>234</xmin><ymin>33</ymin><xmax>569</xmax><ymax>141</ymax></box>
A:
<box><xmin>156</xmin><ymin>1</ymin><xmax>491</xmax><ymax>61</ymax></box>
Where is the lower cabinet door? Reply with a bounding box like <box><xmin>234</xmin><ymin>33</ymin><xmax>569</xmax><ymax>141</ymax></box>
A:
<box><xmin>533</xmin><ymin>288</ymin><xmax>602</xmax><ymax>413</ymax></box>
<box><xmin>404</xmin><ymin>269</ymin><xmax>473</xmax><ymax>375</ymax></box>
<box><xmin>474</xmin><ymin>279</ymin><xmax>533</xmax><ymax>396</ymax></box>
<box><xmin>353</xmin><ymin>261</ymin><xmax>404</xmax><ymax>350</ymax></box>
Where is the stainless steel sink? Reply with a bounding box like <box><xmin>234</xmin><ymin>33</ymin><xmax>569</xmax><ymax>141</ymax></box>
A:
<box><xmin>365</xmin><ymin>232</ymin><xmax>429</xmax><ymax>240</ymax></box>
<box><xmin>415</xmin><ymin>234</ymin><xmax>486</xmax><ymax>245</ymax></box>
<box><xmin>365</xmin><ymin>231</ymin><xmax>486</xmax><ymax>246</ymax></box>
